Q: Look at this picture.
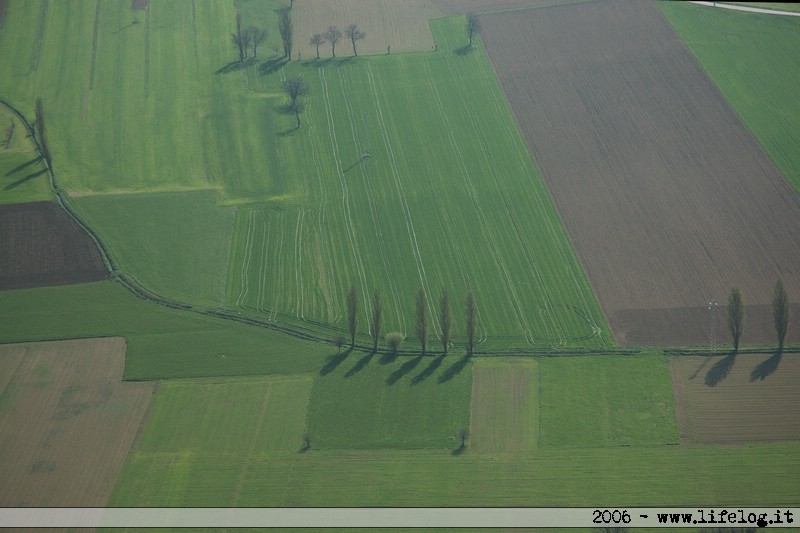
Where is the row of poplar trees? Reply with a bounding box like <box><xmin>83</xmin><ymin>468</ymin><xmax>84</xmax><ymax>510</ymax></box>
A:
<box><xmin>727</xmin><ymin>279</ymin><xmax>791</xmax><ymax>353</ymax></box>
<box><xmin>345</xmin><ymin>286</ymin><xmax>477</xmax><ymax>356</ymax></box>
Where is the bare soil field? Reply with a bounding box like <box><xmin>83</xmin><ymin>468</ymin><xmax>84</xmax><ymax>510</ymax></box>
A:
<box><xmin>0</xmin><ymin>201</ymin><xmax>108</xmax><ymax>290</ymax></box>
<box><xmin>671</xmin><ymin>353</ymin><xmax>800</xmax><ymax>443</ymax></box>
<box><xmin>292</xmin><ymin>0</ymin><xmax>441</xmax><ymax>58</ymax></box>
<box><xmin>480</xmin><ymin>0</ymin><xmax>800</xmax><ymax>346</ymax></box>
<box><xmin>0</xmin><ymin>337</ymin><xmax>154</xmax><ymax>506</ymax></box>
<box><xmin>431</xmin><ymin>0</ymin><xmax>569</xmax><ymax>15</ymax></box>
<box><xmin>470</xmin><ymin>359</ymin><xmax>537</xmax><ymax>452</ymax></box>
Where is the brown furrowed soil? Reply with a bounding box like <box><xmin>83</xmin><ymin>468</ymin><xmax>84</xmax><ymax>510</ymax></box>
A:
<box><xmin>479</xmin><ymin>0</ymin><xmax>800</xmax><ymax>347</ymax></box>
<box><xmin>431</xmin><ymin>0</ymin><xmax>569</xmax><ymax>15</ymax></box>
<box><xmin>470</xmin><ymin>359</ymin><xmax>537</xmax><ymax>452</ymax></box>
<box><xmin>671</xmin><ymin>354</ymin><xmax>800</xmax><ymax>444</ymax></box>
<box><xmin>292</xmin><ymin>0</ymin><xmax>441</xmax><ymax>58</ymax></box>
<box><xmin>0</xmin><ymin>201</ymin><xmax>108</xmax><ymax>290</ymax></box>
<box><xmin>0</xmin><ymin>337</ymin><xmax>154</xmax><ymax>506</ymax></box>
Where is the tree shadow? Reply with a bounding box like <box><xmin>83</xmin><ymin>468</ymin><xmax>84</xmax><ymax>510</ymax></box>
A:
<box><xmin>215</xmin><ymin>60</ymin><xmax>242</xmax><ymax>75</ymax></box>
<box><xmin>454</xmin><ymin>45</ymin><xmax>474</xmax><ymax>56</ymax></box>
<box><xmin>259</xmin><ymin>56</ymin><xmax>289</xmax><ymax>76</ymax></box>
<box><xmin>438</xmin><ymin>354</ymin><xmax>471</xmax><ymax>384</ymax></box>
<box><xmin>319</xmin><ymin>347</ymin><xmax>352</xmax><ymax>376</ymax></box>
<box><xmin>4</xmin><ymin>168</ymin><xmax>48</xmax><ymax>190</ymax></box>
<box><xmin>386</xmin><ymin>354</ymin><xmax>424</xmax><ymax>385</ymax></box>
<box><xmin>750</xmin><ymin>350</ymin><xmax>782</xmax><ymax>382</ymax></box>
<box><xmin>379</xmin><ymin>348</ymin><xmax>398</xmax><ymax>365</ymax></box>
<box><xmin>345</xmin><ymin>350</ymin><xmax>375</xmax><ymax>378</ymax></box>
<box><xmin>4</xmin><ymin>156</ymin><xmax>42</xmax><ymax>176</ymax></box>
<box><xmin>343</xmin><ymin>158</ymin><xmax>365</xmax><ymax>173</ymax></box>
<box><xmin>704</xmin><ymin>350</ymin><xmax>736</xmax><ymax>387</ymax></box>
<box><xmin>411</xmin><ymin>354</ymin><xmax>446</xmax><ymax>386</ymax></box>
<box><xmin>451</xmin><ymin>444</ymin><xmax>466</xmax><ymax>456</ymax></box>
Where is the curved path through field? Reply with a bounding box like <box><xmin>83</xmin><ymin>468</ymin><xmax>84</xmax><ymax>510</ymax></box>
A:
<box><xmin>690</xmin><ymin>2</ymin><xmax>800</xmax><ymax>16</ymax></box>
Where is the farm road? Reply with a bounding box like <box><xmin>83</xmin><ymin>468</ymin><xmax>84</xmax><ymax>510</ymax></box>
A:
<box><xmin>480</xmin><ymin>0</ymin><xmax>800</xmax><ymax>346</ymax></box>
<box><xmin>691</xmin><ymin>2</ymin><xmax>800</xmax><ymax>16</ymax></box>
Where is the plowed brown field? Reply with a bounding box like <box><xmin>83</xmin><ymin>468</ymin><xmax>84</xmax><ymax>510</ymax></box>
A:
<box><xmin>431</xmin><ymin>0</ymin><xmax>565</xmax><ymax>15</ymax></box>
<box><xmin>480</xmin><ymin>0</ymin><xmax>800</xmax><ymax>346</ymax></box>
<box><xmin>0</xmin><ymin>337</ymin><xmax>154</xmax><ymax>506</ymax></box>
<box><xmin>0</xmin><ymin>201</ymin><xmax>108</xmax><ymax>290</ymax></box>
<box><xmin>671</xmin><ymin>354</ymin><xmax>800</xmax><ymax>443</ymax></box>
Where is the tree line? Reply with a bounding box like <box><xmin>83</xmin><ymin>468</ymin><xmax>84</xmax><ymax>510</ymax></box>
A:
<box><xmin>725</xmin><ymin>280</ymin><xmax>791</xmax><ymax>354</ymax></box>
<box><xmin>231</xmin><ymin>6</ymin><xmax>292</xmax><ymax>64</ymax></box>
<box><xmin>340</xmin><ymin>286</ymin><xmax>478</xmax><ymax>356</ymax></box>
<box><xmin>309</xmin><ymin>24</ymin><xmax>365</xmax><ymax>59</ymax></box>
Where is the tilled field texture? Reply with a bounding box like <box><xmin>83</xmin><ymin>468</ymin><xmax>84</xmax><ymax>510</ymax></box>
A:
<box><xmin>432</xmin><ymin>0</ymin><xmax>569</xmax><ymax>15</ymax></box>
<box><xmin>292</xmin><ymin>0</ymin><xmax>441</xmax><ymax>58</ymax></box>
<box><xmin>0</xmin><ymin>337</ymin><xmax>154</xmax><ymax>506</ymax></box>
<box><xmin>479</xmin><ymin>0</ymin><xmax>800</xmax><ymax>346</ymax></box>
<box><xmin>670</xmin><ymin>353</ymin><xmax>800</xmax><ymax>444</ymax></box>
<box><xmin>0</xmin><ymin>201</ymin><xmax>107</xmax><ymax>290</ymax></box>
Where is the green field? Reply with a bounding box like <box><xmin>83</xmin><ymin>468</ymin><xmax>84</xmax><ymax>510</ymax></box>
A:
<box><xmin>0</xmin><ymin>104</ymin><xmax>52</xmax><ymax>204</ymax></box>
<box><xmin>73</xmin><ymin>189</ymin><xmax>235</xmax><ymax>307</ymax></box>
<box><xmin>538</xmin><ymin>354</ymin><xmax>679</xmax><ymax>447</ymax></box>
<box><xmin>0</xmin><ymin>281</ymin><xmax>332</xmax><ymax>380</ymax></box>
<box><xmin>661</xmin><ymin>1</ymin><xmax>800</xmax><ymax>191</ymax></box>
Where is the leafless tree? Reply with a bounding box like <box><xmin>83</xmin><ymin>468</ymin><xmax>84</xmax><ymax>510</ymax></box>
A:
<box><xmin>371</xmin><ymin>288</ymin><xmax>382</xmax><ymax>352</ymax></box>
<box><xmin>440</xmin><ymin>289</ymin><xmax>451</xmax><ymax>355</ymax></box>
<box><xmin>277</xmin><ymin>8</ymin><xmax>293</xmax><ymax>58</ymax></box>
<box><xmin>415</xmin><ymin>287</ymin><xmax>427</xmax><ymax>356</ymax></box>
<box><xmin>465</xmin><ymin>291</ymin><xmax>476</xmax><ymax>356</ymax></box>
<box><xmin>309</xmin><ymin>33</ymin><xmax>325</xmax><ymax>59</ymax></box>
<box><xmin>347</xmin><ymin>285</ymin><xmax>358</xmax><ymax>347</ymax></box>
<box><xmin>773</xmin><ymin>279</ymin><xmax>790</xmax><ymax>353</ymax></box>
<box><xmin>231</xmin><ymin>13</ymin><xmax>248</xmax><ymax>62</ymax></box>
<box><xmin>324</xmin><ymin>25</ymin><xmax>342</xmax><ymax>57</ymax></box>
<box><xmin>282</xmin><ymin>75</ymin><xmax>308</xmax><ymax>128</ymax></box>
<box><xmin>247</xmin><ymin>27</ymin><xmax>267</xmax><ymax>58</ymax></box>
<box><xmin>345</xmin><ymin>23</ymin><xmax>365</xmax><ymax>56</ymax></box>
<box><xmin>466</xmin><ymin>13</ymin><xmax>480</xmax><ymax>47</ymax></box>
<box><xmin>727</xmin><ymin>286</ymin><xmax>744</xmax><ymax>353</ymax></box>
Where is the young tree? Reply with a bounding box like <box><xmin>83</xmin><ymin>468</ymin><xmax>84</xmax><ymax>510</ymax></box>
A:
<box><xmin>345</xmin><ymin>23</ymin><xmax>365</xmax><ymax>56</ymax></box>
<box><xmin>347</xmin><ymin>285</ymin><xmax>358</xmax><ymax>348</ymax></box>
<box><xmin>727</xmin><ymin>286</ymin><xmax>744</xmax><ymax>353</ymax></box>
<box><xmin>465</xmin><ymin>291</ymin><xmax>476</xmax><ymax>357</ymax></box>
<box><xmin>309</xmin><ymin>33</ymin><xmax>325</xmax><ymax>59</ymax></box>
<box><xmin>231</xmin><ymin>13</ymin><xmax>248</xmax><ymax>63</ymax></box>
<box><xmin>371</xmin><ymin>288</ymin><xmax>382</xmax><ymax>353</ymax></box>
<box><xmin>415</xmin><ymin>287</ymin><xmax>427</xmax><ymax>355</ymax></box>
<box><xmin>247</xmin><ymin>26</ymin><xmax>267</xmax><ymax>58</ymax></box>
<box><xmin>277</xmin><ymin>8</ymin><xmax>293</xmax><ymax>59</ymax></box>
<box><xmin>324</xmin><ymin>25</ymin><xmax>342</xmax><ymax>57</ymax></box>
<box><xmin>466</xmin><ymin>13</ymin><xmax>481</xmax><ymax>47</ymax></box>
<box><xmin>439</xmin><ymin>289</ymin><xmax>451</xmax><ymax>356</ymax></box>
<box><xmin>773</xmin><ymin>279</ymin><xmax>790</xmax><ymax>353</ymax></box>
<box><xmin>34</xmin><ymin>98</ymin><xmax>51</xmax><ymax>167</ymax></box>
<box><xmin>385</xmin><ymin>332</ymin><xmax>403</xmax><ymax>355</ymax></box>
<box><xmin>282</xmin><ymin>75</ymin><xmax>309</xmax><ymax>128</ymax></box>
<box><xmin>458</xmin><ymin>428</ymin><xmax>469</xmax><ymax>449</ymax></box>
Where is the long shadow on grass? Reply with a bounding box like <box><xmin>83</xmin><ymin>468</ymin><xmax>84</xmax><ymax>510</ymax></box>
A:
<box><xmin>345</xmin><ymin>350</ymin><xmax>376</xmax><ymax>378</ymax></box>
<box><xmin>4</xmin><ymin>156</ymin><xmax>42</xmax><ymax>176</ymax></box>
<box><xmin>319</xmin><ymin>347</ymin><xmax>352</xmax><ymax>376</ymax></box>
<box><xmin>438</xmin><ymin>354</ymin><xmax>471</xmax><ymax>384</ymax></box>
<box><xmin>704</xmin><ymin>350</ymin><xmax>736</xmax><ymax>387</ymax></box>
<box><xmin>260</xmin><ymin>56</ymin><xmax>289</xmax><ymax>76</ymax></box>
<box><xmin>750</xmin><ymin>350</ymin><xmax>782</xmax><ymax>382</ymax></box>
<box><xmin>411</xmin><ymin>354</ymin><xmax>446</xmax><ymax>386</ymax></box>
<box><xmin>386</xmin><ymin>354</ymin><xmax>424</xmax><ymax>385</ymax></box>
<box><xmin>4</xmin><ymin>168</ymin><xmax>47</xmax><ymax>190</ymax></box>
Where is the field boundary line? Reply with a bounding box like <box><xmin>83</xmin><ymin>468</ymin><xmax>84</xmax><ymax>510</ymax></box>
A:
<box><xmin>691</xmin><ymin>1</ymin><xmax>800</xmax><ymax>16</ymax></box>
<box><xmin>88</xmin><ymin>0</ymin><xmax>100</xmax><ymax>90</ymax></box>
<box><xmin>30</xmin><ymin>0</ymin><xmax>48</xmax><ymax>71</ymax></box>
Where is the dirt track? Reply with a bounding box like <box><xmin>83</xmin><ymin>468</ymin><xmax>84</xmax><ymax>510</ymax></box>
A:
<box><xmin>480</xmin><ymin>0</ymin><xmax>800</xmax><ymax>346</ymax></box>
<box><xmin>0</xmin><ymin>201</ymin><xmax>108</xmax><ymax>290</ymax></box>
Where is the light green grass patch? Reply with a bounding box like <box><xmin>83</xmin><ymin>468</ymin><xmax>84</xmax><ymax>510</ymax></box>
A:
<box><xmin>110</xmin><ymin>443</ymin><xmax>800</xmax><ymax>507</ymax></box>
<box><xmin>306</xmin><ymin>352</ymin><xmax>472</xmax><ymax>449</ymax></box>
<box><xmin>470</xmin><ymin>358</ymin><xmax>537</xmax><ymax>452</ymax></box>
<box><xmin>72</xmin><ymin>189</ymin><xmax>235</xmax><ymax>308</ymax></box>
<box><xmin>0</xmin><ymin>281</ymin><xmax>332</xmax><ymax>380</ymax></box>
<box><xmin>538</xmin><ymin>353</ymin><xmax>679</xmax><ymax>447</ymax></box>
<box><xmin>661</xmin><ymin>2</ymin><xmax>800</xmax><ymax>190</ymax></box>
<box><xmin>139</xmin><ymin>375</ymin><xmax>312</xmax><ymax>454</ymax></box>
